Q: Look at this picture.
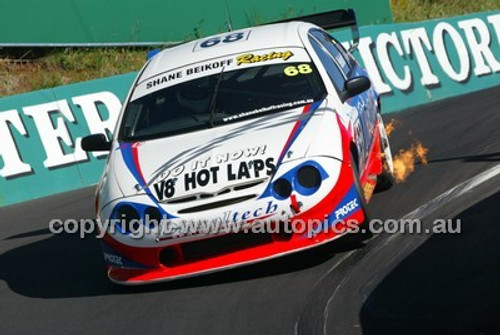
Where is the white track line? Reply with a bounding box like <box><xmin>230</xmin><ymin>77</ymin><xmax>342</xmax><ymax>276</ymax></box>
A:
<box><xmin>402</xmin><ymin>163</ymin><xmax>500</xmax><ymax>221</ymax></box>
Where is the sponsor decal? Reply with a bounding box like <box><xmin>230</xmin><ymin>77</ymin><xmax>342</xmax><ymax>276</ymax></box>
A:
<box><xmin>145</xmin><ymin>58</ymin><xmax>234</xmax><ymax>90</ymax></box>
<box><xmin>156</xmin><ymin>200</ymin><xmax>278</xmax><ymax>240</ymax></box>
<box><xmin>334</xmin><ymin>198</ymin><xmax>359</xmax><ymax>220</ymax></box>
<box><xmin>185</xmin><ymin>59</ymin><xmax>233</xmax><ymax>75</ymax></box>
<box><xmin>152</xmin><ymin>145</ymin><xmax>276</xmax><ymax>201</ymax></box>
<box><xmin>146</xmin><ymin>71</ymin><xmax>182</xmax><ymax>89</ymax></box>
<box><xmin>331</xmin><ymin>186</ymin><xmax>361</xmax><ymax>221</ymax></box>
<box><xmin>133</xmin><ymin>48</ymin><xmax>309</xmax><ymax>100</ymax></box>
<box><xmin>101</xmin><ymin>242</ymin><xmax>150</xmax><ymax>268</ymax></box>
<box><xmin>103</xmin><ymin>252</ymin><xmax>123</xmax><ymax>266</ymax></box>
<box><xmin>223</xmin><ymin>200</ymin><xmax>278</xmax><ymax>223</ymax></box>
<box><xmin>236</xmin><ymin>50</ymin><xmax>294</xmax><ymax>65</ymax></box>
<box><xmin>306</xmin><ymin>185</ymin><xmax>361</xmax><ymax>238</ymax></box>
<box><xmin>222</xmin><ymin>99</ymin><xmax>313</xmax><ymax>122</ymax></box>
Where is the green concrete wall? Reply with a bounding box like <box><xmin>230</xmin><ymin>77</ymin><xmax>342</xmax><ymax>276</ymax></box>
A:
<box><xmin>0</xmin><ymin>0</ymin><xmax>392</xmax><ymax>45</ymax></box>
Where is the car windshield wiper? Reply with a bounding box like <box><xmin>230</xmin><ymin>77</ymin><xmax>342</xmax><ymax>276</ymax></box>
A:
<box><xmin>208</xmin><ymin>67</ymin><xmax>225</xmax><ymax>128</ymax></box>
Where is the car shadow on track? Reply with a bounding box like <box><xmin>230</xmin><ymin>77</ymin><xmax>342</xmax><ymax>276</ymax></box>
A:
<box><xmin>359</xmin><ymin>191</ymin><xmax>500</xmax><ymax>335</ymax></box>
<box><xmin>422</xmin><ymin>151</ymin><xmax>500</xmax><ymax>165</ymax></box>
<box><xmin>0</xmin><ymin>229</ymin><xmax>371</xmax><ymax>299</ymax></box>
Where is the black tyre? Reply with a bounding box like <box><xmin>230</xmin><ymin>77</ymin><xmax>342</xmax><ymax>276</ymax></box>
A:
<box><xmin>350</xmin><ymin>151</ymin><xmax>369</xmax><ymax>221</ymax></box>
<box><xmin>375</xmin><ymin>113</ymin><xmax>394</xmax><ymax>192</ymax></box>
<box><xmin>348</xmin><ymin>152</ymin><xmax>372</xmax><ymax>242</ymax></box>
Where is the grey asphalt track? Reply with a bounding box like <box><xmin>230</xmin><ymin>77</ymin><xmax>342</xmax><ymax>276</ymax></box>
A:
<box><xmin>1</xmin><ymin>86</ymin><xmax>500</xmax><ymax>335</ymax></box>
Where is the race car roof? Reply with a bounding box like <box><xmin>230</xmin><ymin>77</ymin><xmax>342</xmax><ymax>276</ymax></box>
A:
<box><xmin>139</xmin><ymin>21</ymin><xmax>307</xmax><ymax>83</ymax></box>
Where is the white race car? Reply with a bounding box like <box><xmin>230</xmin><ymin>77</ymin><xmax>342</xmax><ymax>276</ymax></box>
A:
<box><xmin>82</xmin><ymin>9</ymin><xmax>394</xmax><ymax>284</ymax></box>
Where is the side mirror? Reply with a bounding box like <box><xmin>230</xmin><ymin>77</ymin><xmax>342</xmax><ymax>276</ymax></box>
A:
<box><xmin>344</xmin><ymin>76</ymin><xmax>371</xmax><ymax>100</ymax></box>
<box><xmin>81</xmin><ymin>134</ymin><xmax>111</xmax><ymax>152</ymax></box>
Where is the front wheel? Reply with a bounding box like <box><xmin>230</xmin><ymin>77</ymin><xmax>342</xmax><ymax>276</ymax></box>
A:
<box><xmin>350</xmin><ymin>152</ymin><xmax>370</xmax><ymax>224</ymax></box>
<box><xmin>375</xmin><ymin>114</ymin><xmax>394</xmax><ymax>192</ymax></box>
<box><xmin>344</xmin><ymin>151</ymin><xmax>373</xmax><ymax>243</ymax></box>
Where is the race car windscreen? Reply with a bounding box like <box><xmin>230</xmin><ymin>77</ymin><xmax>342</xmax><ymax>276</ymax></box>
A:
<box><xmin>119</xmin><ymin>62</ymin><xmax>326</xmax><ymax>141</ymax></box>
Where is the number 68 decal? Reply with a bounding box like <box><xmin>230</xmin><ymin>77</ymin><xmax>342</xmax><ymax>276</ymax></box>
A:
<box><xmin>284</xmin><ymin>64</ymin><xmax>313</xmax><ymax>76</ymax></box>
<box><xmin>194</xmin><ymin>31</ymin><xmax>251</xmax><ymax>51</ymax></box>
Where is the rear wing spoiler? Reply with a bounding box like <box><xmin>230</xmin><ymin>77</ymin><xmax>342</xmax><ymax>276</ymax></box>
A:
<box><xmin>267</xmin><ymin>8</ymin><xmax>359</xmax><ymax>51</ymax></box>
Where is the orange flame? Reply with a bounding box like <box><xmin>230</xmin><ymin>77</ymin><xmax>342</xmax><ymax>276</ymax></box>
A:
<box><xmin>393</xmin><ymin>141</ymin><xmax>429</xmax><ymax>183</ymax></box>
<box><xmin>385</xmin><ymin>119</ymin><xmax>398</xmax><ymax>137</ymax></box>
<box><xmin>415</xmin><ymin>142</ymin><xmax>429</xmax><ymax>164</ymax></box>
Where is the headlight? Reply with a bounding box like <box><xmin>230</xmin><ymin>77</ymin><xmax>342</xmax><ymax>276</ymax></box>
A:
<box><xmin>273</xmin><ymin>178</ymin><xmax>292</xmax><ymax>199</ymax></box>
<box><xmin>296</xmin><ymin>165</ymin><xmax>321</xmax><ymax>189</ymax></box>
<box><xmin>144</xmin><ymin>206</ymin><xmax>162</xmax><ymax>228</ymax></box>
<box><xmin>116</xmin><ymin>204</ymin><xmax>141</xmax><ymax>234</ymax></box>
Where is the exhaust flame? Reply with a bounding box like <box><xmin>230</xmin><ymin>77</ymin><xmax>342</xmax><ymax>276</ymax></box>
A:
<box><xmin>385</xmin><ymin>119</ymin><xmax>398</xmax><ymax>137</ymax></box>
<box><xmin>393</xmin><ymin>141</ymin><xmax>429</xmax><ymax>183</ymax></box>
<box><xmin>415</xmin><ymin>142</ymin><xmax>429</xmax><ymax>164</ymax></box>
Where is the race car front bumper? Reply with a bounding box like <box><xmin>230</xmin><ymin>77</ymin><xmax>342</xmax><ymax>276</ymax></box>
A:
<box><xmin>101</xmin><ymin>153</ymin><xmax>367</xmax><ymax>285</ymax></box>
